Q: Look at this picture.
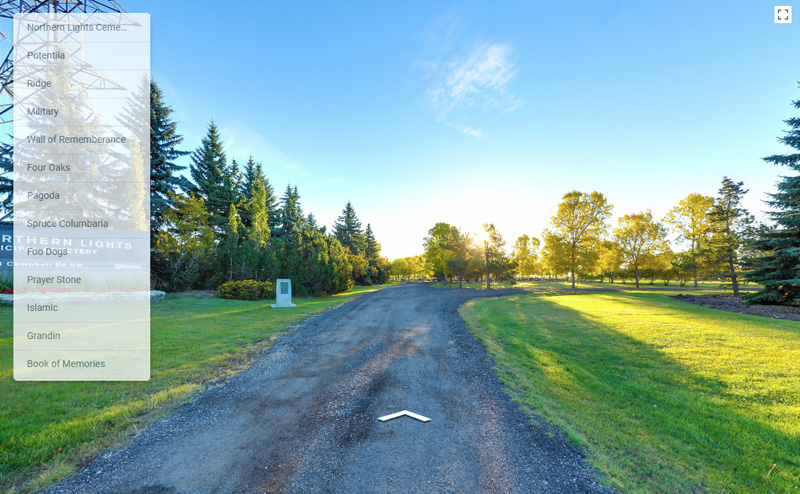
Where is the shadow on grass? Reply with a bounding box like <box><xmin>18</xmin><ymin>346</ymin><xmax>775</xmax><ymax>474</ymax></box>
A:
<box><xmin>469</xmin><ymin>294</ymin><xmax>800</xmax><ymax>493</ymax></box>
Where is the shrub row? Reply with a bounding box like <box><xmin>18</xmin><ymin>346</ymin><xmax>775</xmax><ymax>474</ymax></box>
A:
<box><xmin>216</xmin><ymin>280</ymin><xmax>276</xmax><ymax>300</ymax></box>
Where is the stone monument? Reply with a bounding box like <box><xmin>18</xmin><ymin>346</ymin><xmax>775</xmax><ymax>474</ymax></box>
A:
<box><xmin>271</xmin><ymin>279</ymin><xmax>296</xmax><ymax>308</ymax></box>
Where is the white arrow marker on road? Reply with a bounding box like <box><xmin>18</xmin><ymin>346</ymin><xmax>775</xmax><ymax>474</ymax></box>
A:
<box><xmin>378</xmin><ymin>410</ymin><xmax>431</xmax><ymax>423</ymax></box>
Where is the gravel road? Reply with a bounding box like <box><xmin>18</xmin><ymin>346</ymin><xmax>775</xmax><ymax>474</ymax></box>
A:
<box><xmin>43</xmin><ymin>283</ymin><xmax>614</xmax><ymax>494</ymax></box>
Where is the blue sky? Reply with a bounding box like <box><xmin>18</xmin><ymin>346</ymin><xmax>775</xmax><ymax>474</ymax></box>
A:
<box><xmin>132</xmin><ymin>0</ymin><xmax>798</xmax><ymax>259</ymax></box>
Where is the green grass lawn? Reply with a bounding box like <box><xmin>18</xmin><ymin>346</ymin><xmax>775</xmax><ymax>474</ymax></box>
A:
<box><xmin>0</xmin><ymin>283</ymin><xmax>393</xmax><ymax>493</ymax></box>
<box><xmin>433</xmin><ymin>279</ymin><xmax>761</xmax><ymax>292</ymax></box>
<box><xmin>431</xmin><ymin>280</ymin><xmax>593</xmax><ymax>290</ymax></box>
<box><xmin>430</xmin><ymin>280</ymin><xmax>530</xmax><ymax>289</ymax></box>
<box><xmin>461</xmin><ymin>290</ymin><xmax>800</xmax><ymax>493</ymax></box>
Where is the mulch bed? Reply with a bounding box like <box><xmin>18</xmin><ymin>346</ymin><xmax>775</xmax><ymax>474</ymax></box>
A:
<box><xmin>672</xmin><ymin>294</ymin><xmax>800</xmax><ymax>321</ymax></box>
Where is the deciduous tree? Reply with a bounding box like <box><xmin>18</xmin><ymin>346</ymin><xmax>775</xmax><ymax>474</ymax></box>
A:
<box><xmin>664</xmin><ymin>193</ymin><xmax>714</xmax><ymax>287</ymax></box>
<box><xmin>423</xmin><ymin>222</ymin><xmax>457</xmax><ymax>282</ymax></box>
<box><xmin>445</xmin><ymin>228</ymin><xmax>474</xmax><ymax>288</ymax></box>
<box><xmin>597</xmin><ymin>240</ymin><xmax>623</xmax><ymax>282</ymax></box>
<box><xmin>481</xmin><ymin>223</ymin><xmax>516</xmax><ymax>286</ymax></box>
<box><xmin>549</xmin><ymin>191</ymin><xmax>613</xmax><ymax>289</ymax></box>
<box><xmin>153</xmin><ymin>193</ymin><xmax>215</xmax><ymax>290</ymax></box>
<box><xmin>541</xmin><ymin>229</ymin><xmax>570</xmax><ymax>279</ymax></box>
<box><xmin>613</xmin><ymin>210</ymin><xmax>669</xmax><ymax>289</ymax></box>
<box><xmin>512</xmin><ymin>234</ymin><xmax>540</xmax><ymax>278</ymax></box>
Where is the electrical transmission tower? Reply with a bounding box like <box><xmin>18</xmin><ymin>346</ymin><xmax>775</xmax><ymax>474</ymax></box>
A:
<box><xmin>0</xmin><ymin>0</ymin><xmax>131</xmax><ymax>222</ymax></box>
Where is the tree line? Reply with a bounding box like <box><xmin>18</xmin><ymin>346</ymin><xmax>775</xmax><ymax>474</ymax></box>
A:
<box><xmin>0</xmin><ymin>77</ymin><xmax>389</xmax><ymax>296</ymax></box>
<box><xmin>395</xmin><ymin>87</ymin><xmax>800</xmax><ymax>305</ymax></box>
<box><xmin>130</xmin><ymin>80</ymin><xmax>389</xmax><ymax>295</ymax></box>
<box><xmin>396</xmin><ymin>179</ymin><xmax>764</xmax><ymax>298</ymax></box>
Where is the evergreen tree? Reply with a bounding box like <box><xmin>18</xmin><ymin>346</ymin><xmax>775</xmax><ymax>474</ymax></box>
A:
<box><xmin>241</xmin><ymin>155</ymin><xmax>266</xmax><ymax>199</ymax></box>
<box><xmin>125</xmin><ymin>138</ymin><xmax>148</xmax><ymax>231</ymax></box>
<box><xmin>326</xmin><ymin>235</ymin><xmax>355</xmax><ymax>293</ymax></box>
<box><xmin>246</xmin><ymin>178</ymin><xmax>271</xmax><ymax>248</ymax></box>
<box><xmin>295</xmin><ymin>228</ymin><xmax>328</xmax><ymax>294</ymax></box>
<box><xmin>216</xmin><ymin>204</ymin><xmax>245</xmax><ymax>282</ymax></box>
<box><xmin>187</xmin><ymin>120</ymin><xmax>241</xmax><ymax>233</ymax></box>
<box><xmin>262</xmin><ymin>237</ymin><xmax>282</xmax><ymax>282</ymax></box>
<box><xmin>0</xmin><ymin>143</ymin><xmax>12</xmax><ymax>222</ymax></box>
<box><xmin>295</xmin><ymin>229</ymin><xmax>358</xmax><ymax>295</ymax></box>
<box><xmin>278</xmin><ymin>185</ymin><xmax>304</xmax><ymax>242</ymax></box>
<box><xmin>333</xmin><ymin>202</ymin><xmax>365</xmax><ymax>255</ymax></box>
<box><xmin>117</xmin><ymin>79</ymin><xmax>189</xmax><ymax>236</ymax></box>
<box><xmin>746</xmin><ymin>88</ymin><xmax>800</xmax><ymax>304</ymax></box>
<box><xmin>148</xmin><ymin>81</ymin><xmax>190</xmax><ymax>233</ymax></box>
<box><xmin>238</xmin><ymin>155</ymin><xmax>278</xmax><ymax>228</ymax></box>
<box><xmin>364</xmin><ymin>223</ymin><xmax>380</xmax><ymax>262</ymax></box>
<box><xmin>306</xmin><ymin>213</ymin><xmax>326</xmax><ymax>233</ymax></box>
<box><xmin>703</xmin><ymin>177</ymin><xmax>753</xmax><ymax>296</ymax></box>
<box><xmin>362</xmin><ymin>223</ymin><xmax>389</xmax><ymax>284</ymax></box>
<box><xmin>241</xmin><ymin>178</ymin><xmax>276</xmax><ymax>281</ymax></box>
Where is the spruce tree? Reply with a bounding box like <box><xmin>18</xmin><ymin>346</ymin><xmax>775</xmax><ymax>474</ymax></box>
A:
<box><xmin>148</xmin><ymin>81</ymin><xmax>190</xmax><ymax>233</ymax></box>
<box><xmin>246</xmin><ymin>178</ymin><xmax>271</xmax><ymax>248</ymax></box>
<box><xmin>296</xmin><ymin>228</ymin><xmax>330</xmax><ymax>295</ymax></box>
<box><xmin>746</xmin><ymin>88</ymin><xmax>800</xmax><ymax>304</ymax></box>
<box><xmin>241</xmin><ymin>155</ymin><xmax>266</xmax><ymax>199</ymax></box>
<box><xmin>363</xmin><ymin>223</ymin><xmax>389</xmax><ymax>284</ymax></box>
<box><xmin>364</xmin><ymin>224</ymin><xmax>380</xmax><ymax>262</ymax></box>
<box><xmin>240</xmin><ymin>178</ymin><xmax>275</xmax><ymax>281</ymax></box>
<box><xmin>0</xmin><ymin>143</ymin><xmax>12</xmax><ymax>222</ymax></box>
<box><xmin>187</xmin><ymin>120</ymin><xmax>241</xmax><ymax>233</ymax></box>
<box><xmin>326</xmin><ymin>236</ymin><xmax>355</xmax><ymax>293</ymax></box>
<box><xmin>240</xmin><ymin>155</ymin><xmax>278</xmax><ymax>228</ymax></box>
<box><xmin>333</xmin><ymin>202</ymin><xmax>365</xmax><ymax>255</ymax></box>
<box><xmin>278</xmin><ymin>185</ymin><xmax>304</xmax><ymax>242</ymax></box>
<box><xmin>118</xmin><ymin>79</ymin><xmax>189</xmax><ymax>235</ymax></box>
<box><xmin>703</xmin><ymin>177</ymin><xmax>753</xmax><ymax>296</ymax></box>
<box><xmin>216</xmin><ymin>204</ymin><xmax>244</xmax><ymax>282</ymax></box>
<box><xmin>306</xmin><ymin>213</ymin><xmax>325</xmax><ymax>233</ymax></box>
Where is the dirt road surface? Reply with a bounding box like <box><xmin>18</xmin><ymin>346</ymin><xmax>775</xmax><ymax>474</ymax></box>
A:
<box><xmin>43</xmin><ymin>284</ymin><xmax>614</xmax><ymax>494</ymax></box>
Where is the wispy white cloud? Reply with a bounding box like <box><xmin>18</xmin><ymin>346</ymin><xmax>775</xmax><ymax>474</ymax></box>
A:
<box><xmin>220</xmin><ymin>121</ymin><xmax>309</xmax><ymax>175</ymax></box>
<box><xmin>219</xmin><ymin>121</ymin><xmax>350</xmax><ymax>191</ymax></box>
<box><xmin>455</xmin><ymin>125</ymin><xmax>485</xmax><ymax>139</ymax></box>
<box><xmin>425</xmin><ymin>42</ymin><xmax>522</xmax><ymax>117</ymax></box>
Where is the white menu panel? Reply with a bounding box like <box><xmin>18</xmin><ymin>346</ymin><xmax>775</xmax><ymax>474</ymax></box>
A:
<box><xmin>13</xmin><ymin>13</ymin><xmax>150</xmax><ymax>380</ymax></box>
